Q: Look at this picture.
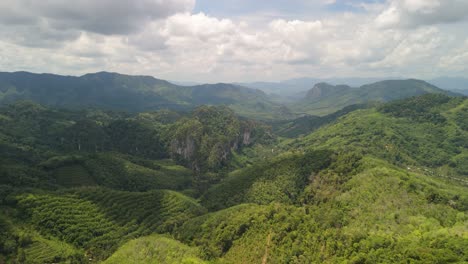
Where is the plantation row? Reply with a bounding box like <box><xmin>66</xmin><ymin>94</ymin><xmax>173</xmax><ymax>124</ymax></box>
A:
<box><xmin>75</xmin><ymin>188</ymin><xmax>206</xmax><ymax>233</ymax></box>
<box><xmin>15</xmin><ymin>187</ymin><xmax>206</xmax><ymax>260</ymax></box>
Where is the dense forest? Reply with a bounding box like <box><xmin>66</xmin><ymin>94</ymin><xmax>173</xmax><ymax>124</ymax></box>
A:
<box><xmin>0</xmin><ymin>91</ymin><xmax>467</xmax><ymax>263</ymax></box>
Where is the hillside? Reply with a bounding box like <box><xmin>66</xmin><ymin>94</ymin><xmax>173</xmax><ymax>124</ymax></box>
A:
<box><xmin>0</xmin><ymin>94</ymin><xmax>467</xmax><ymax>263</ymax></box>
<box><xmin>103</xmin><ymin>235</ymin><xmax>205</xmax><ymax>264</ymax></box>
<box><xmin>0</xmin><ymin>71</ymin><xmax>294</xmax><ymax>120</ymax></box>
<box><xmin>174</xmin><ymin>94</ymin><xmax>468</xmax><ymax>262</ymax></box>
<box><xmin>292</xmin><ymin>79</ymin><xmax>457</xmax><ymax>115</ymax></box>
<box><xmin>271</xmin><ymin>103</ymin><xmax>373</xmax><ymax>138</ymax></box>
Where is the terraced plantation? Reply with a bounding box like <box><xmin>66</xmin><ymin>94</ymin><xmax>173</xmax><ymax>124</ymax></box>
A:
<box><xmin>14</xmin><ymin>188</ymin><xmax>206</xmax><ymax>261</ymax></box>
<box><xmin>22</xmin><ymin>235</ymin><xmax>82</xmax><ymax>264</ymax></box>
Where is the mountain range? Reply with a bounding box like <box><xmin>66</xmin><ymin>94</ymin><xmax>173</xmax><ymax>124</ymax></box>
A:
<box><xmin>291</xmin><ymin>79</ymin><xmax>457</xmax><ymax>115</ymax></box>
<box><xmin>0</xmin><ymin>71</ymin><xmax>294</xmax><ymax>120</ymax></box>
<box><xmin>1</xmin><ymin>93</ymin><xmax>466</xmax><ymax>263</ymax></box>
<box><xmin>241</xmin><ymin>76</ymin><xmax>468</xmax><ymax>98</ymax></box>
<box><xmin>0</xmin><ymin>71</ymin><xmax>463</xmax><ymax>119</ymax></box>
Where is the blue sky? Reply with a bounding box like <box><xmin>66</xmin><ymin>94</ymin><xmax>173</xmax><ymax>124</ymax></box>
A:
<box><xmin>194</xmin><ymin>0</ymin><xmax>385</xmax><ymax>17</ymax></box>
<box><xmin>194</xmin><ymin>0</ymin><xmax>320</xmax><ymax>17</ymax></box>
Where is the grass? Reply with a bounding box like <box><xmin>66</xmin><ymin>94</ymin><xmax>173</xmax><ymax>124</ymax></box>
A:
<box><xmin>103</xmin><ymin>235</ymin><xmax>206</xmax><ymax>264</ymax></box>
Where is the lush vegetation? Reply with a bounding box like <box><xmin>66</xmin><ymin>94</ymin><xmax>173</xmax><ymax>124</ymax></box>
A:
<box><xmin>292</xmin><ymin>79</ymin><xmax>458</xmax><ymax>115</ymax></box>
<box><xmin>271</xmin><ymin>103</ymin><xmax>373</xmax><ymax>138</ymax></box>
<box><xmin>0</xmin><ymin>92</ymin><xmax>467</xmax><ymax>263</ymax></box>
<box><xmin>0</xmin><ymin>71</ymin><xmax>295</xmax><ymax>120</ymax></box>
<box><xmin>103</xmin><ymin>235</ymin><xmax>205</xmax><ymax>264</ymax></box>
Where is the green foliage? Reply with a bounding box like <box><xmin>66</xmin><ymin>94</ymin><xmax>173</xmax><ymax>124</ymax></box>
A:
<box><xmin>103</xmin><ymin>235</ymin><xmax>206</xmax><ymax>264</ymax></box>
<box><xmin>451</xmin><ymin>154</ymin><xmax>468</xmax><ymax>175</ymax></box>
<box><xmin>0</xmin><ymin>71</ymin><xmax>295</xmax><ymax>120</ymax></box>
<box><xmin>0</xmin><ymin>94</ymin><xmax>467</xmax><ymax>263</ymax></box>
<box><xmin>295</xmin><ymin>96</ymin><xmax>468</xmax><ymax>172</ymax></box>
<box><xmin>170</xmin><ymin>106</ymin><xmax>241</xmax><ymax>171</ymax></box>
<box><xmin>292</xmin><ymin>79</ymin><xmax>455</xmax><ymax>115</ymax></box>
<box><xmin>168</xmin><ymin>106</ymin><xmax>274</xmax><ymax>193</ymax></box>
<box><xmin>106</xmin><ymin>119</ymin><xmax>167</xmax><ymax>158</ymax></box>
<box><xmin>15</xmin><ymin>187</ymin><xmax>206</xmax><ymax>260</ymax></box>
<box><xmin>0</xmin><ymin>215</ymin><xmax>16</xmax><ymax>255</ymax></box>
<box><xmin>272</xmin><ymin>103</ymin><xmax>372</xmax><ymax>138</ymax></box>
<box><xmin>0</xmin><ymin>162</ymin><xmax>53</xmax><ymax>188</ymax></box>
<box><xmin>22</xmin><ymin>235</ymin><xmax>84</xmax><ymax>264</ymax></box>
<box><xmin>201</xmin><ymin>149</ymin><xmax>332</xmax><ymax>210</ymax></box>
<box><xmin>81</xmin><ymin>153</ymin><xmax>193</xmax><ymax>191</ymax></box>
<box><xmin>176</xmin><ymin>160</ymin><xmax>468</xmax><ymax>263</ymax></box>
<box><xmin>378</xmin><ymin>93</ymin><xmax>452</xmax><ymax>123</ymax></box>
<box><xmin>75</xmin><ymin>188</ymin><xmax>207</xmax><ymax>235</ymax></box>
<box><xmin>453</xmin><ymin>103</ymin><xmax>468</xmax><ymax>131</ymax></box>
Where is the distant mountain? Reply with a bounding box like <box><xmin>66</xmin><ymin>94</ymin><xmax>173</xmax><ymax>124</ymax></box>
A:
<box><xmin>453</xmin><ymin>89</ymin><xmax>468</xmax><ymax>96</ymax></box>
<box><xmin>240</xmin><ymin>77</ymin><xmax>398</xmax><ymax>98</ymax></box>
<box><xmin>237</xmin><ymin>80</ymin><xmax>312</xmax><ymax>98</ymax></box>
<box><xmin>292</xmin><ymin>79</ymin><xmax>459</xmax><ymax>115</ymax></box>
<box><xmin>305</xmin><ymin>83</ymin><xmax>352</xmax><ymax>100</ymax></box>
<box><xmin>0</xmin><ymin>71</ymin><xmax>294</xmax><ymax>120</ymax></box>
<box><xmin>429</xmin><ymin>77</ymin><xmax>468</xmax><ymax>95</ymax></box>
<box><xmin>242</xmin><ymin>76</ymin><xmax>468</xmax><ymax>99</ymax></box>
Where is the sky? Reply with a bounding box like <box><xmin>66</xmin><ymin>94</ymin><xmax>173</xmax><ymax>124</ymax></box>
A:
<box><xmin>0</xmin><ymin>0</ymin><xmax>468</xmax><ymax>83</ymax></box>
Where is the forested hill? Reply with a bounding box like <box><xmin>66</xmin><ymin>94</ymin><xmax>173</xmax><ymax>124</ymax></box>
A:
<box><xmin>292</xmin><ymin>79</ymin><xmax>459</xmax><ymax>115</ymax></box>
<box><xmin>0</xmin><ymin>71</ymin><xmax>294</xmax><ymax>120</ymax></box>
<box><xmin>0</xmin><ymin>94</ymin><xmax>467</xmax><ymax>263</ymax></box>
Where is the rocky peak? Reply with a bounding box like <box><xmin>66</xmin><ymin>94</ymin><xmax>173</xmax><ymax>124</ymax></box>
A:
<box><xmin>306</xmin><ymin>83</ymin><xmax>351</xmax><ymax>100</ymax></box>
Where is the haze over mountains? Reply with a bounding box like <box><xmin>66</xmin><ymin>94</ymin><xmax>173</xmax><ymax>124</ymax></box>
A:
<box><xmin>294</xmin><ymin>79</ymin><xmax>458</xmax><ymax>115</ymax></box>
<box><xmin>0</xmin><ymin>71</ymin><xmax>463</xmax><ymax>118</ymax></box>
<box><xmin>0</xmin><ymin>71</ymin><xmax>293</xmax><ymax>120</ymax></box>
<box><xmin>241</xmin><ymin>77</ymin><xmax>468</xmax><ymax>97</ymax></box>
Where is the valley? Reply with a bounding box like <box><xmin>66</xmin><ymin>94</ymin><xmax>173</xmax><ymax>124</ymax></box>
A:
<box><xmin>0</xmin><ymin>73</ymin><xmax>467</xmax><ymax>263</ymax></box>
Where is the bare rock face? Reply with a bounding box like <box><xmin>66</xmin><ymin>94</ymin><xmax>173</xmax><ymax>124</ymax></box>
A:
<box><xmin>171</xmin><ymin>136</ymin><xmax>196</xmax><ymax>160</ymax></box>
<box><xmin>169</xmin><ymin>118</ymin><xmax>266</xmax><ymax>172</ymax></box>
<box><xmin>242</xmin><ymin>129</ymin><xmax>251</xmax><ymax>145</ymax></box>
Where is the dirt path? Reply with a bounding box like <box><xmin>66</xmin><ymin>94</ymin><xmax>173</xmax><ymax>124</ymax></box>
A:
<box><xmin>261</xmin><ymin>230</ymin><xmax>272</xmax><ymax>264</ymax></box>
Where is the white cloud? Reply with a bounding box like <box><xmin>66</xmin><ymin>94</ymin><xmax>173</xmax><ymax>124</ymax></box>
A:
<box><xmin>376</xmin><ymin>0</ymin><xmax>468</xmax><ymax>28</ymax></box>
<box><xmin>0</xmin><ymin>0</ymin><xmax>195</xmax><ymax>47</ymax></box>
<box><xmin>0</xmin><ymin>0</ymin><xmax>467</xmax><ymax>82</ymax></box>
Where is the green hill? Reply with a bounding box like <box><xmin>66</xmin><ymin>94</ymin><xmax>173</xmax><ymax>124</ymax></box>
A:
<box><xmin>103</xmin><ymin>235</ymin><xmax>205</xmax><ymax>264</ymax></box>
<box><xmin>295</xmin><ymin>94</ymin><xmax>468</xmax><ymax>175</ymax></box>
<box><xmin>293</xmin><ymin>79</ymin><xmax>458</xmax><ymax>115</ymax></box>
<box><xmin>271</xmin><ymin>103</ymin><xmax>373</xmax><ymax>138</ymax></box>
<box><xmin>0</xmin><ymin>93</ymin><xmax>467</xmax><ymax>263</ymax></box>
<box><xmin>0</xmin><ymin>71</ymin><xmax>294</xmax><ymax>120</ymax></box>
<box><xmin>170</xmin><ymin>94</ymin><xmax>468</xmax><ymax>262</ymax></box>
<box><xmin>14</xmin><ymin>188</ymin><xmax>206</xmax><ymax>260</ymax></box>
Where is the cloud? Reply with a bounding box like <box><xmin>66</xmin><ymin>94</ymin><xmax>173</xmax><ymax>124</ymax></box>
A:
<box><xmin>0</xmin><ymin>0</ymin><xmax>194</xmax><ymax>47</ymax></box>
<box><xmin>376</xmin><ymin>0</ymin><xmax>468</xmax><ymax>28</ymax></box>
<box><xmin>0</xmin><ymin>0</ymin><xmax>467</xmax><ymax>82</ymax></box>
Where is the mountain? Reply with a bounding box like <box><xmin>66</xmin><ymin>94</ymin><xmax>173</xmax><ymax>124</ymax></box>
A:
<box><xmin>187</xmin><ymin>94</ymin><xmax>467</xmax><ymax>262</ymax></box>
<box><xmin>242</xmin><ymin>77</ymin><xmax>468</xmax><ymax>101</ymax></box>
<box><xmin>292</xmin><ymin>79</ymin><xmax>458</xmax><ymax>115</ymax></box>
<box><xmin>429</xmin><ymin>77</ymin><xmax>468</xmax><ymax>95</ymax></box>
<box><xmin>237</xmin><ymin>80</ymin><xmax>313</xmax><ymax>99</ymax></box>
<box><xmin>0</xmin><ymin>93</ymin><xmax>466</xmax><ymax>263</ymax></box>
<box><xmin>304</xmin><ymin>82</ymin><xmax>352</xmax><ymax>99</ymax></box>
<box><xmin>0</xmin><ymin>71</ymin><xmax>294</xmax><ymax>120</ymax></box>
<box><xmin>240</xmin><ymin>77</ymin><xmax>397</xmax><ymax>98</ymax></box>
